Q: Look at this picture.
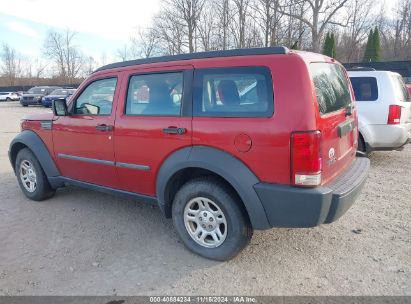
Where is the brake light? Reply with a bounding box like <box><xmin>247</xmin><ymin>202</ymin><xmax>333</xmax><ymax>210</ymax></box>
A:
<box><xmin>387</xmin><ymin>105</ymin><xmax>402</xmax><ymax>124</ymax></box>
<box><xmin>291</xmin><ymin>131</ymin><xmax>322</xmax><ymax>186</ymax></box>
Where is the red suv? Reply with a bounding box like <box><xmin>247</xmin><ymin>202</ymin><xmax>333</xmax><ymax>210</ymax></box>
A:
<box><xmin>9</xmin><ymin>47</ymin><xmax>370</xmax><ymax>260</ymax></box>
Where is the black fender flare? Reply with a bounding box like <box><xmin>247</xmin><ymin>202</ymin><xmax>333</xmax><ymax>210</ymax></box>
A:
<box><xmin>156</xmin><ymin>146</ymin><xmax>270</xmax><ymax>230</ymax></box>
<box><xmin>9</xmin><ymin>130</ymin><xmax>60</xmax><ymax>178</ymax></box>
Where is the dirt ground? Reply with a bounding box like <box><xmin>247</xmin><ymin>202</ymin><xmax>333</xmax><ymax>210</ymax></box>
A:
<box><xmin>0</xmin><ymin>101</ymin><xmax>410</xmax><ymax>296</ymax></box>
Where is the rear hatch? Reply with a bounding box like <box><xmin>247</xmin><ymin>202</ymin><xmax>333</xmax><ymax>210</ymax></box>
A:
<box><xmin>391</xmin><ymin>73</ymin><xmax>411</xmax><ymax>125</ymax></box>
<box><xmin>309</xmin><ymin>62</ymin><xmax>357</xmax><ymax>185</ymax></box>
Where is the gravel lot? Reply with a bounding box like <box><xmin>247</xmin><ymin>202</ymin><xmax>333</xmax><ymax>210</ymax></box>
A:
<box><xmin>0</xmin><ymin>101</ymin><xmax>410</xmax><ymax>296</ymax></box>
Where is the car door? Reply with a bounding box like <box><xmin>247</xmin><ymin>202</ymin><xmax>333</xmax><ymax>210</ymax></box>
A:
<box><xmin>114</xmin><ymin>65</ymin><xmax>193</xmax><ymax>196</ymax></box>
<box><xmin>52</xmin><ymin>75</ymin><xmax>121</xmax><ymax>188</ymax></box>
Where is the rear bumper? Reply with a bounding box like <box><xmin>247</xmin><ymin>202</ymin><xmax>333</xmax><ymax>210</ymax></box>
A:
<box><xmin>366</xmin><ymin>124</ymin><xmax>411</xmax><ymax>151</ymax></box>
<box><xmin>254</xmin><ymin>157</ymin><xmax>370</xmax><ymax>228</ymax></box>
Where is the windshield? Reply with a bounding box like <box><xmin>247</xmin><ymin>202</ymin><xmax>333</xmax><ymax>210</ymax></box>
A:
<box><xmin>27</xmin><ymin>87</ymin><xmax>47</xmax><ymax>94</ymax></box>
<box><xmin>310</xmin><ymin>63</ymin><xmax>352</xmax><ymax>115</ymax></box>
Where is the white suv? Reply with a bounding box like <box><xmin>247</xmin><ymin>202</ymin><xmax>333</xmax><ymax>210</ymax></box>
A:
<box><xmin>0</xmin><ymin>92</ymin><xmax>20</xmax><ymax>102</ymax></box>
<box><xmin>348</xmin><ymin>69</ymin><xmax>411</xmax><ymax>153</ymax></box>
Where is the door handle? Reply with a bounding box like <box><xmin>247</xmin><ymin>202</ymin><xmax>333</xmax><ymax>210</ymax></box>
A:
<box><xmin>96</xmin><ymin>124</ymin><xmax>114</xmax><ymax>131</ymax></box>
<box><xmin>162</xmin><ymin>127</ymin><xmax>186</xmax><ymax>135</ymax></box>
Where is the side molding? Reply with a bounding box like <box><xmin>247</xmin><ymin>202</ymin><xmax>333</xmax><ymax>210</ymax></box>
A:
<box><xmin>9</xmin><ymin>130</ymin><xmax>60</xmax><ymax>178</ymax></box>
<box><xmin>156</xmin><ymin>146</ymin><xmax>271</xmax><ymax>230</ymax></box>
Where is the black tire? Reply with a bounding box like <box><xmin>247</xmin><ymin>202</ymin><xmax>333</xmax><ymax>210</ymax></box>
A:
<box><xmin>6</xmin><ymin>97</ymin><xmax>11</xmax><ymax>101</ymax></box>
<box><xmin>22</xmin><ymin>104</ymin><xmax>28</xmax><ymax>107</ymax></box>
<box><xmin>172</xmin><ymin>177</ymin><xmax>253</xmax><ymax>261</ymax></box>
<box><xmin>15</xmin><ymin>148</ymin><xmax>55</xmax><ymax>201</ymax></box>
<box><xmin>357</xmin><ymin>134</ymin><xmax>366</xmax><ymax>152</ymax></box>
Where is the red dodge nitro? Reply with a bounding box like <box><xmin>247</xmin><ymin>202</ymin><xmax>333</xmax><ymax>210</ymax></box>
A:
<box><xmin>9</xmin><ymin>47</ymin><xmax>370</xmax><ymax>260</ymax></box>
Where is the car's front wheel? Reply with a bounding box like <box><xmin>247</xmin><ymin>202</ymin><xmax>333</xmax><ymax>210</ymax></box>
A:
<box><xmin>172</xmin><ymin>177</ymin><xmax>252</xmax><ymax>261</ymax></box>
<box><xmin>15</xmin><ymin>148</ymin><xmax>55</xmax><ymax>201</ymax></box>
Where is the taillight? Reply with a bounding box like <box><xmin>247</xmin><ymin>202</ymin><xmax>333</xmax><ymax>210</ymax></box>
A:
<box><xmin>291</xmin><ymin>131</ymin><xmax>322</xmax><ymax>187</ymax></box>
<box><xmin>387</xmin><ymin>105</ymin><xmax>402</xmax><ymax>124</ymax></box>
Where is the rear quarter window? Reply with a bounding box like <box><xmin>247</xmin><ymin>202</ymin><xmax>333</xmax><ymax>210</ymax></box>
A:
<box><xmin>349</xmin><ymin>77</ymin><xmax>378</xmax><ymax>101</ymax></box>
<box><xmin>392</xmin><ymin>74</ymin><xmax>410</xmax><ymax>102</ymax></box>
<box><xmin>310</xmin><ymin>63</ymin><xmax>352</xmax><ymax>115</ymax></box>
<box><xmin>193</xmin><ymin>66</ymin><xmax>273</xmax><ymax>117</ymax></box>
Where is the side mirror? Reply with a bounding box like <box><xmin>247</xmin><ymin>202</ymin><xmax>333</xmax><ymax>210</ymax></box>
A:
<box><xmin>53</xmin><ymin>98</ymin><xmax>68</xmax><ymax>116</ymax></box>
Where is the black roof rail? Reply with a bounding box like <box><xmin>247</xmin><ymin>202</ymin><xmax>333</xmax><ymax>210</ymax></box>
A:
<box><xmin>95</xmin><ymin>46</ymin><xmax>290</xmax><ymax>72</ymax></box>
<box><xmin>346</xmin><ymin>66</ymin><xmax>377</xmax><ymax>71</ymax></box>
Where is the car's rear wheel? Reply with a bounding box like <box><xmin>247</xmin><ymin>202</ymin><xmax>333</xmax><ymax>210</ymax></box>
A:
<box><xmin>15</xmin><ymin>148</ymin><xmax>55</xmax><ymax>201</ymax></box>
<box><xmin>172</xmin><ymin>177</ymin><xmax>252</xmax><ymax>261</ymax></box>
<box><xmin>6</xmin><ymin>97</ymin><xmax>11</xmax><ymax>101</ymax></box>
<box><xmin>358</xmin><ymin>133</ymin><xmax>367</xmax><ymax>153</ymax></box>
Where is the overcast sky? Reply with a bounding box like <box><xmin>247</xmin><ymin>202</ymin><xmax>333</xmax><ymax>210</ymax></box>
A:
<box><xmin>0</xmin><ymin>0</ymin><xmax>395</xmax><ymax>67</ymax></box>
<box><xmin>0</xmin><ymin>0</ymin><xmax>162</xmax><ymax>65</ymax></box>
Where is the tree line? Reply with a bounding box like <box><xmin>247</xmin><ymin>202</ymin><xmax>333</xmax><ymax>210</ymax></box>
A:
<box><xmin>2</xmin><ymin>0</ymin><xmax>411</xmax><ymax>87</ymax></box>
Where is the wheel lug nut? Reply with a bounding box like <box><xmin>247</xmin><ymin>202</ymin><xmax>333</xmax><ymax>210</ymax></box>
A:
<box><xmin>209</xmin><ymin>217</ymin><xmax>213</xmax><ymax>222</ymax></box>
<box><xmin>208</xmin><ymin>225</ymin><xmax>213</xmax><ymax>229</ymax></box>
<box><xmin>203</xmin><ymin>212</ymin><xmax>207</xmax><ymax>217</ymax></box>
<box><xmin>202</xmin><ymin>224</ymin><xmax>206</xmax><ymax>228</ymax></box>
<box><xmin>199</xmin><ymin>217</ymin><xmax>202</xmax><ymax>221</ymax></box>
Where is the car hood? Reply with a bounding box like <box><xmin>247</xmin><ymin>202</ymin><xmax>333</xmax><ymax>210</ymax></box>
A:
<box><xmin>43</xmin><ymin>95</ymin><xmax>66</xmax><ymax>99</ymax></box>
<box><xmin>22</xmin><ymin>94</ymin><xmax>44</xmax><ymax>98</ymax></box>
<box><xmin>23</xmin><ymin>112</ymin><xmax>55</xmax><ymax>121</ymax></box>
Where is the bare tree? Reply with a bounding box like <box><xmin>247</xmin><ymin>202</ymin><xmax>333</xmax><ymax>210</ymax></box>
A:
<box><xmin>83</xmin><ymin>56</ymin><xmax>98</xmax><ymax>76</ymax></box>
<box><xmin>43</xmin><ymin>29</ymin><xmax>85</xmax><ymax>84</ymax></box>
<box><xmin>336</xmin><ymin>0</ymin><xmax>374</xmax><ymax>62</ymax></box>
<box><xmin>115</xmin><ymin>44</ymin><xmax>130</xmax><ymax>62</ymax></box>
<box><xmin>393</xmin><ymin>0</ymin><xmax>411</xmax><ymax>58</ymax></box>
<box><xmin>252</xmin><ymin>0</ymin><xmax>282</xmax><ymax>47</ymax></box>
<box><xmin>279</xmin><ymin>0</ymin><xmax>349</xmax><ymax>52</ymax></box>
<box><xmin>161</xmin><ymin>0</ymin><xmax>206</xmax><ymax>53</ymax></box>
<box><xmin>131</xmin><ymin>28</ymin><xmax>162</xmax><ymax>58</ymax></box>
<box><xmin>197</xmin><ymin>2</ymin><xmax>218</xmax><ymax>51</ymax></box>
<box><xmin>232</xmin><ymin>0</ymin><xmax>251</xmax><ymax>48</ymax></box>
<box><xmin>0</xmin><ymin>43</ymin><xmax>22</xmax><ymax>86</ymax></box>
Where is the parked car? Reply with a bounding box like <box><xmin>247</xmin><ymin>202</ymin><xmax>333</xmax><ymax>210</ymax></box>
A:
<box><xmin>9</xmin><ymin>47</ymin><xmax>370</xmax><ymax>260</ymax></box>
<box><xmin>41</xmin><ymin>89</ymin><xmax>76</xmax><ymax>107</ymax></box>
<box><xmin>20</xmin><ymin>86</ymin><xmax>61</xmax><ymax>107</ymax></box>
<box><xmin>0</xmin><ymin>92</ymin><xmax>20</xmax><ymax>102</ymax></box>
<box><xmin>348</xmin><ymin>68</ymin><xmax>411</xmax><ymax>153</ymax></box>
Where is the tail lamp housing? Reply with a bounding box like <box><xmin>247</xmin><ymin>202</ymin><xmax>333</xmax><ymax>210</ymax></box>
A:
<box><xmin>387</xmin><ymin>105</ymin><xmax>402</xmax><ymax>125</ymax></box>
<box><xmin>291</xmin><ymin>131</ymin><xmax>322</xmax><ymax>187</ymax></box>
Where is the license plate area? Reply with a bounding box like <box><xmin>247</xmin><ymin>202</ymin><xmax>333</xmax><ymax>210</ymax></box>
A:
<box><xmin>337</xmin><ymin>118</ymin><xmax>355</xmax><ymax>138</ymax></box>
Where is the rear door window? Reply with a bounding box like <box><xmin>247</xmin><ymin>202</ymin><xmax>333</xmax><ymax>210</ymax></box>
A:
<box><xmin>349</xmin><ymin>77</ymin><xmax>378</xmax><ymax>101</ymax></box>
<box><xmin>193</xmin><ymin>67</ymin><xmax>273</xmax><ymax>117</ymax></box>
<box><xmin>310</xmin><ymin>63</ymin><xmax>352</xmax><ymax>115</ymax></box>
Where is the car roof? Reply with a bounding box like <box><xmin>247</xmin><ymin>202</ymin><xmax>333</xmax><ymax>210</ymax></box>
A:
<box><xmin>348</xmin><ymin>70</ymin><xmax>401</xmax><ymax>77</ymax></box>
<box><xmin>95</xmin><ymin>47</ymin><xmax>290</xmax><ymax>73</ymax></box>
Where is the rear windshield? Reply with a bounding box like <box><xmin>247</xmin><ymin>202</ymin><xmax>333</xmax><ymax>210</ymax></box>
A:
<box><xmin>350</xmin><ymin>77</ymin><xmax>378</xmax><ymax>101</ymax></box>
<box><xmin>392</xmin><ymin>74</ymin><xmax>410</xmax><ymax>102</ymax></box>
<box><xmin>310</xmin><ymin>63</ymin><xmax>352</xmax><ymax>115</ymax></box>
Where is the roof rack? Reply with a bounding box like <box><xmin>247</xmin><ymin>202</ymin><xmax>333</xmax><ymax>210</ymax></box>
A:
<box><xmin>95</xmin><ymin>46</ymin><xmax>289</xmax><ymax>72</ymax></box>
<box><xmin>346</xmin><ymin>66</ymin><xmax>376</xmax><ymax>71</ymax></box>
